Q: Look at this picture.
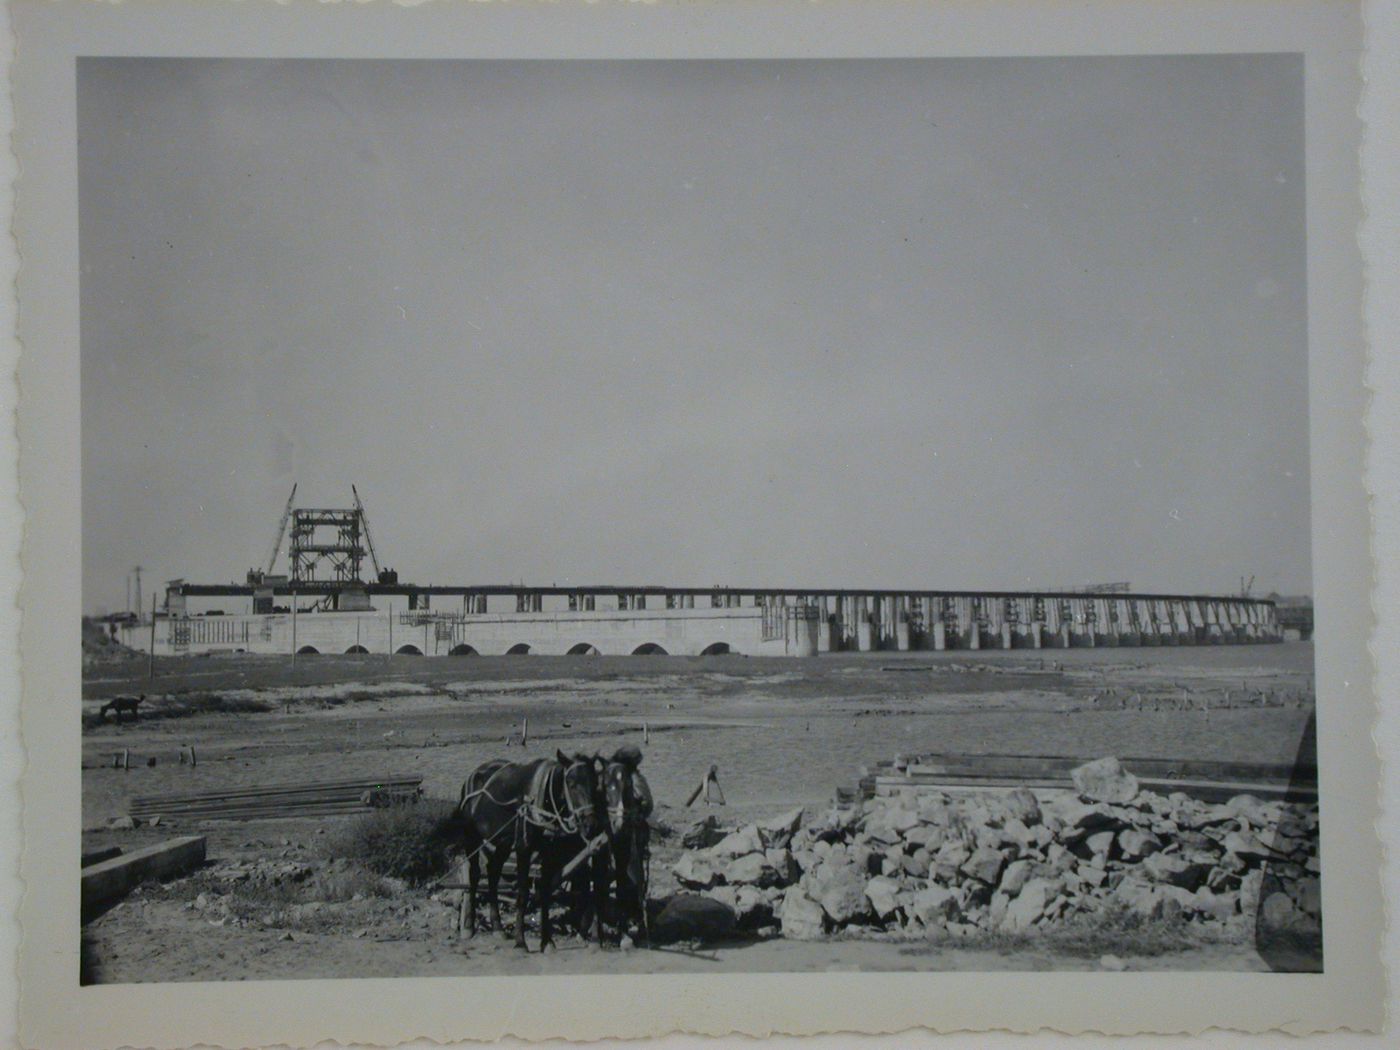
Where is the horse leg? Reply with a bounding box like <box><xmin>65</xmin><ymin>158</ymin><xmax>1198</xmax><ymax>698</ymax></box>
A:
<box><xmin>591</xmin><ymin>849</ymin><xmax>608</xmax><ymax>947</ymax></box>
<box><xmin>608</xmin><ymin>842</ymin><xmax>628</xmax><ymax>943</ymax></box>
<box><xmin>538</xmin><ymin>854</ymin><xmax>559</xmax><ymax>951</ymax></box>
<box><xmin>487</xmin><ymin>848</ymin><xmax>508</xmax><ymax>937</ymax></box>
<box><xmin>514</xmin><ymin>835</ymin><xmax>531</xmax><ymax>950</ymax></box>
<box><xmin>467</xmin><ymin>850</ymin><xmax>479</xmax><ymax>938</ymax></box>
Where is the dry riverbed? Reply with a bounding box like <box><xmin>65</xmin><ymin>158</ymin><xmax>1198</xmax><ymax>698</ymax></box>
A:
<box><xmin>80</xmin><ymin>645</ymin><xmax>1315</xmax><ymax>981</ymax></box>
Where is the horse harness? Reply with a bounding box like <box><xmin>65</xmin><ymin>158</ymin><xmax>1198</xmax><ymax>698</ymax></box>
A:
<box><xmin>521</xmin><ymin>760</ymin><xmax>593</xmax><ymax>837</ymax></box>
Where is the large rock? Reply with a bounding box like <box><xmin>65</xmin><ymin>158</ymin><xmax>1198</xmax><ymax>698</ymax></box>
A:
<box><xmin>1222</xmin><ymin>830</ymin><xmax>1275</xmax><ymax>866</ymax></box>
<box><xmin>764</xmin><ymin>848</ymin><xmax>798</xmax><ymax>885</ymax></box>
<box><xmin>1047</xmin><ymin>798</ymin><xmax>1128</xmax><ymax>844</ymax></box>
<box><xmin>934</xmin><ymin>842</ymin><xmax>971</xmax><ymax>883</ymax></box>
<box><xmin>1117</xmin><ymin>829</ymin><xmax>1163</xmax><ymax>861</ymax></box>
<box><xmin>1002</xmin><ymin>787</ymin><xmax>1043</xmax><ymax>826</ymax></box>
<box><xmin>712</xmin><ymin>824</ymin><xmax>764</xmax><ymax>859</ymax></box>
<box><xmin>673</xmin><ymin>851</ymin><xmax>721</xmax><ymax>889</ymax></box>
<box><xmin>903</xmin><ymin>824</ymin><xmax>945</xmax><ymax>852</ymax></box>
<box><xmin>1225</xmin><ymin>794</ymin><xmax>1280</xmax><ymax>830</ymax></box>
<box><xmin>1045</xmin><ymin>843</ymin><xmax>1075</xmax><ymax>874</ymax></box>
<box><xmin>999</xmin><ymin>859</ymin><xmax>1034</xmax><ymax>897</ymax></box>
<box><xmin>864</xmin><ymin>875</ymin><xmax>903</xmax><ymax>920</ymax></box>
<box><xmin>778</xmin><ymin>887</ymin><xmax>826</xmax><ymax>940</ymax></box>
<box><xmin>1084</xmin><ymin>830</ymin><xmax>1116</xmax><ymax>860</ymax></box>
<box><xmin>1071</xmin><ymin>757</ymin><xmax>1139</xmax><ymax>805</ymax></box>
<box><xmin>723</xmin><ymin>852</ymin><xmax>781</xmax><ymax>888</ymax></box>
<box><xmin>725</xmin><ymin>885</ymin><xmax>778</xmax><ymax>929</ymax></box>
<box><xmin>810</xmin><ymin>862</ymin><xmax>870</xmax><ymax>924</ymax></box>
<box><xmin>863</xmin><ymin>821</ymin><xmax>904</xmax><ymax>848</ymax></box>
<box><xmin>849</xmin><ymin>843</ymin><xmax>882</xmax><ymax>876</ymax></box>
<box><xmin>999</xmin><ymin>818</ymin><xmax>1037</xmax><ymax>851</ymax></box>
<box><xmin>1076</xmin><ymin>863</ymin><xmax>1108</xmax><ymax>889</ymax></box>
<box><xmin>909</xmin><ymin>884</ymin><xmax>961</xmax><ymax>926</ymax></box>
<box><xmin>1112</xmin><ymin>877</ymin><xmax>1167</xmax><ymax>920</ymax></box>
<box><xmin>757</xmin><ymin>807</ymin><xmax>806</xmax><ymax>850</ymax></box>
<box><xmin>1188</xmin><ymin>887</ymin><xmax>1238</xmax><ymax>923</ymax></box>
<box><xmin>987</xmin><ymin>891</ymin><xmax>1010</xmax><ymax>929</ymax></box>
<box><xmin>650</xmin><ymin>894</ymin><xmax>737</xmax><ymax>943</ymax></box>
<box><xmin>903</xmin><ymin>848</ymin><xmax>932</xmax><ymax>879</ymax></box>
<box><xmin>681</xmin><ymin>815</ymin><xmax>724</xmax><ymax>851</ymax></box>
<box><xmin>917</xmin><ymin>795</ymin><xmax>951</xmax><ymax>825</ymax></box>
<box><xmin>882</xmin><ymin>806</ymin><xmax>922</xmax><ymax>835</ymax></box>
<box><xmin>961</xmin><ymin>846</ymin><xmax>1009</xmax><ymax>886</ymax></box>
<box><xmin>1238</xmin><ymin>869</ymin><xmax>1265</xmax><ymax>915</ymax></box>
<box><xmin>1002</xmin><ymin>877</ymin><xmax>1057</xmax><ymax>930</ymax></box>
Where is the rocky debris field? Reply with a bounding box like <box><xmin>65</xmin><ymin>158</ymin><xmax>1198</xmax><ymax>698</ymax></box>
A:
<box><xmin>671</xmin><ymin>757</ymin><xmax>1321</xmax><ymax>953</ymax></box>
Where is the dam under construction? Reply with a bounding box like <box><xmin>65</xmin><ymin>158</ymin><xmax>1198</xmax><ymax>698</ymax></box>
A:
<box><xmin>113</xmin><ymin>487</ymin><xmax>1289</xmax><ymax>659</ymax></box>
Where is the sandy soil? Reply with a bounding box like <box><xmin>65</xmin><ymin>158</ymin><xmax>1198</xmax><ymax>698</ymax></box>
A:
<box><xmin>80</xmin><ymin>644</ymin><xmax>1315</xmax><ymax>982</ymax></box>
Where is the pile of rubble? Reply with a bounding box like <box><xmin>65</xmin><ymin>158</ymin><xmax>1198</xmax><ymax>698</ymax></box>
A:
<box><xmin>672</xmin><ymin>757</ymin><xmax>1320</xmax><ymax>941</ymax></box>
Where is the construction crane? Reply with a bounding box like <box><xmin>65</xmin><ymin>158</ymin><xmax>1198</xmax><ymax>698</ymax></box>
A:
<box><xmin>352</xmin><ymin>485</ymin><xmax>382</xmax><ymax>579</ymax></box>
<box><xmin>1240</xmin><ymin>575</ymin><xmax>1255</xmax><ymax>598</ymax></box>
<box><xmin>265</xmin><ymin>483</ymin><xmax>297</xmax><ymax>575</ymax></box>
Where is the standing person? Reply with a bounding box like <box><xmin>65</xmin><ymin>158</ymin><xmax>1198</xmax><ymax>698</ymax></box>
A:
<box><xmin>605</xmin><ymin>744</ymin><xmax>654</xmax><ymax>944</ymax></box>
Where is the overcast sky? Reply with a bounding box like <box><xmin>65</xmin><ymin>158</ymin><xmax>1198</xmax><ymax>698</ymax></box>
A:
<box><xmin>79</xmin><ymin>55</ymin><xmax>1309</xmax><ymax>613</ymax></box>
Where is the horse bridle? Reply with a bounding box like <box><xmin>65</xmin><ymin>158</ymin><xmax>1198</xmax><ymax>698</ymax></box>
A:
<box><xmin>522</xmin><ymin>760</ymin><xmax>594</xmax><ymax>837</ymax></box>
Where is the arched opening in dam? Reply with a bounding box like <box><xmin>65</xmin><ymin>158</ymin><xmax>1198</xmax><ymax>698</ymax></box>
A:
<box><xmin>632</xmin><ymin>643</ymin><xmax>668</xmax><ymax>655</ymax></box>
<box><xmin>395</xmin><ymin>644</ymin><xmax>423</xmax><ymax>655</ymax></box>
<box><xmin>506</xmin><ymin>643</ymin><xmax>532</xmax><ymax>655</ymax></box>
<box><xmin>566</xmin><ymin>643</ymin><xmax>600</xmax><ymax>656</ymax></box>
<box><xmin>345</xmin><ymin>645</ymin><xmax>369</xmax><ymax>654</ymax></box>
<box><xmin>700</xmin><ymin>642</ymin><xmax>732</xmax><ymax>655</ymax></box>
<box><xmin>296</xmin><ymin>645</ymin><xmax>320</xmax><ymax>655</ymax></box>
<box><xmin>449</xmin><ymin>644</ymin><xmax>479</xmax><ymax>656</ymax></box>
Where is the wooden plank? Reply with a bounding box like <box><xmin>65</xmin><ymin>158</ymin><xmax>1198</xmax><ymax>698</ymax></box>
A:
<box><xmin>81</xmin><ymin>836</ymin><xmax>206</xmax><ymax>915</ymax></box>
<box><xmin>131</xmin><ymin>775</ymin><xmax>422</xmax><ymax>807</ymax></box>
<box><xmin>164</xmin><ymin>805</ymin><xmax>373</xmax><ymax>818</ymax></box>
<box><xmin>884</xmin><ymin>753</ymin><xmax>1313</xmax><ymax>785</ymax></box>
<box><xmin>866</xmin><ymin>775</ymin><xmax>1315</xmax><ymax>804</ymax></box>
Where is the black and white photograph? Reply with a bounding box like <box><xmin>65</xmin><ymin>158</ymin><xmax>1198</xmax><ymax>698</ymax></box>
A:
<box><xmin>73</xmin><ymin>49</ymin><xmax>1324</xmax><ymax>978</ymax></box>
<box><xmin>11</xmin><ymin>0</ymin><xmax>1386</xmax><ymax>1043</ymax></box>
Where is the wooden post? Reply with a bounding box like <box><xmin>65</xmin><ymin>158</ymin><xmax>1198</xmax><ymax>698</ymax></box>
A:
<box><xmin>122</xmin><ymin>748</ymin><xmax>130</xmax><ymax>771</ymax></box>
<box><xmin>291</xmin><ymin>588</ymin><xmax>298</xmax><ymax>663</ymax></box>
<box><xmin>643</xmin><ymin>722</ymin><xmax>650</xmax><ymax>745</ymax></box>
<box><xmin>147</xmin><ymin>592</ymin><xmax>157</xmax><ymax>680</ymax></box>
<box><xmin>521</xmin><ymin>715</ymin><xmax>529</xmax><ymax>748</ymax></box>
<box><xmin>685</xmin><ymin>764</ymin><xmax>725</xmax><ymax>807</ymax></box>
<box><xmin>388</xmin><ymin>602</ymin><xmax>393</xmax><ymax>654</ymax></box>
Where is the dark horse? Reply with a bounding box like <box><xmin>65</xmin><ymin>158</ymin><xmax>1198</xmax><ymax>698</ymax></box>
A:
<box><xmin>455</xmin><ymin>751</ymin><xmax>604</xmax><ymax>951</ymax></box>
<box><xmin>99</xmin><ymin>694</ymin><xmax>145</xmax><ymax>724</ymax></box>
<box><xmin>603</xmin><ymin>745</ymin><xmax>654</xmax><ymax>944</ymax></box>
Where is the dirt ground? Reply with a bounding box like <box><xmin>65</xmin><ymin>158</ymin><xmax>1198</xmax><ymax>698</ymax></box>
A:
<box><xmin>80</xmin><ymin>644</ymin><xmax>1315</xmax><ymax>982</ymax></box>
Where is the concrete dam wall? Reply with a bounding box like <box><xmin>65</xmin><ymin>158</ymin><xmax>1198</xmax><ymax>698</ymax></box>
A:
<box><xmin>120</xmin><ymin>590</ymin><xmax>1279</xmax><ymax>658</ymax></box>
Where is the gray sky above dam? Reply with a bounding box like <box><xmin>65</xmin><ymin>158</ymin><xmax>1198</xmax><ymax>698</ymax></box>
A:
<box><xmin>79</xmin><ymin>55</ymin><xmax>1310</xmax><ymax>613</ymax></box>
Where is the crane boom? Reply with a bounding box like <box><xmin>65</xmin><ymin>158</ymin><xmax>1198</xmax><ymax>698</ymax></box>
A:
<box><xmin>266</xmin><ymin>483</ymin><xmax>297</xmax><ymax>575</ymax></box>
<box><xmin>352</xmin><ymin>485</ymin><xmax>381</xmax><ymax>578</ymax></box>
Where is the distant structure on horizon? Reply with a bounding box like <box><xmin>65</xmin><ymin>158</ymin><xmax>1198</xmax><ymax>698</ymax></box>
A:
<box><xmin>108</xmin><ymin>486</ymin><xmax>1297</xmax><ymax>659</ymax></box>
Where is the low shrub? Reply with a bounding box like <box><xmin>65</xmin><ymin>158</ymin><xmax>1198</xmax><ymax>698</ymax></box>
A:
<box><xmin>325</xmin><ymin>798</ymin><xmax>460</xmax><ymax>886</ymax></box>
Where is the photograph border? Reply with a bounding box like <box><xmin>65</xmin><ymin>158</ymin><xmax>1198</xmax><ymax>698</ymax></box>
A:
<box><xmin>13</xmin><ymin>0</ymin><xmax>1381</xmax><ymax>1044</ymax></box>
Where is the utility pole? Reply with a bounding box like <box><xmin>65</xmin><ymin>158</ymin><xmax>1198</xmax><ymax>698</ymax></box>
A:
<box><xmin>133</xmin><ymin>565</ymin><xmax>143</xmax><ymax>619</ymax></box>
<box><xmin>291</xmin><ymin>587</ymin><xmax>298</xmax><ymax>664</ymax></box>
<box><xmin>147</xmin><ymin>591</ymin><xmax>156</xmax><ymax>681</ymax></box>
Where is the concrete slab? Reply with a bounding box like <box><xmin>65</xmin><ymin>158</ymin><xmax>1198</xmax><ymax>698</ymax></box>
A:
<box><xmin>81</xmin><ymin>836</ymin><xmax>206</xmax><ymax>915</ymax></box>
